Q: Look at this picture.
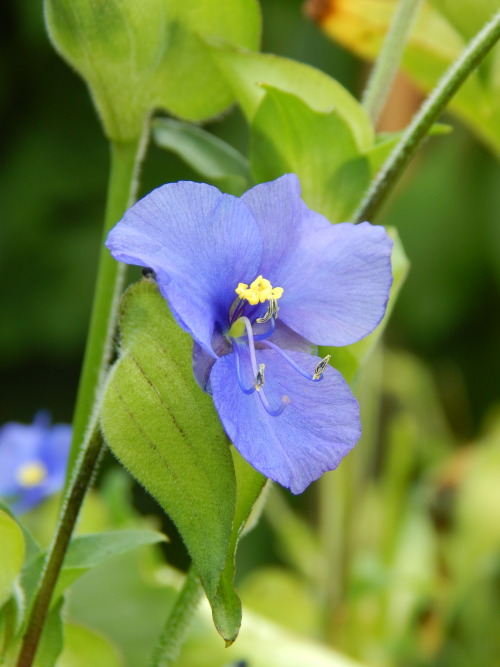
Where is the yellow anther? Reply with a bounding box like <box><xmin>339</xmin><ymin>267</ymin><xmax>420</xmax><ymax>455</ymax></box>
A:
<box><xmin>16</xmin><ymin>461</ymin><xmax>47</xmax><ymax>488</ymax></box>
<box><xmin>235</xmin><ymin>276</ymin><xmax>284</xmax><ymax>306</ymax></box>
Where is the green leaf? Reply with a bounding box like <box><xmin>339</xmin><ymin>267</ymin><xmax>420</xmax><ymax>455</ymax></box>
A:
<box><xmin>314</xmin><ymin>0</ymin><xmax>500</xmax><ymax>157</ymax></box>
<box><xmin>210</xmin><ymin>45</ymin><xmax>374</xmax><ymax>151</ymax></box>
<box><xmin>250</xmin><ymin>86</ymin><xmax>371</xmax><ymax>222</ymax></box>
<box><xmin>366</xmin><ymin>124</ymin><xmax>452</xmax><ymax>176</ymax></box>
<box><xmin>44</xmin><ymin>0</ymin><xmax>261</xmax><ymax>140</ymax></box>
<box><xmin>429</xmin><ymin>0</ymin><xmax>500</xmax><ymax>41</ymax></box>
<box><xmin>58</xmin><ymin>623</ymin><xmax>122</xmax><ymax>667</ymax></box>
<box><xmin>211</xmin><ymin>448</ymin><xmax>265</xmax><ymax>644</ymax></box>
<box><xmin>153</xmin><ymin>118</ymin><xmax>251</xmax><ymax>195</ymax></box>
<box><xmin>0</xmin><ymin>510</ymin><xmax>25</xmax><ymax>609</ymax></box>
<box><xmin>100</xmin><ymin>280</ymin><xmax>239</xmax><ymax>640</ymax></box>
<box><xmin>22</xmin><ymin>530</ymin><xmax>167</xmax><ymax>611</ymax></box>
<box><xmin>326</xmin><ymin>227</ymin><xmax>410</xmax><ymax>385</ymax></box>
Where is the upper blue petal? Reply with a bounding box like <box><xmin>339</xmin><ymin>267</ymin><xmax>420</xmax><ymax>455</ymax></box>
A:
<box><xmin>241</xmin><ymin>174</ymin><xmax>393</xmax><ymax>347</ymax></box>
<box><xmin>210</xmin><ymin>348</ymin><xmax>361</xmax><ymax>494</ymax></box>
<box><xmin>278</xmin><ymin>218</ymin><xmax>393</xmax><ymax>346</ymax></box>
<box><xmin>106</xmin><ymin>181</ymin><xmax>263</xmax><ymax>355</ymax></box>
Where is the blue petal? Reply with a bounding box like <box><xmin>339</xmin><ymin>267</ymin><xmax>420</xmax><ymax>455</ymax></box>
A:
<box><xmin>210</xmin><ymin>348</ymin><xmax>360</xmax><ymax>494</ymax></box>
<box><xmin>107</xmin><ymin>182</ymin><xmax>263</xmax><ymax>354</ymax></box>
<box><xmin>278</xmin><ymin>219</ymin><xmax>393</xmax><ymax>346</ymax></box>
<box><xmin>241</xmin><ymin>175</ymin><xmax>393</xmax><ymax>346</ymax></box>
<box><xmin>240</xmin><ymin>174</ymin><xmax>306</xmax><ymax>284</ymax></box>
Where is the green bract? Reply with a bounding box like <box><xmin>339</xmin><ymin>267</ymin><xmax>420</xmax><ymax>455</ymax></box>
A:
<box><xmin>100</xmin><ymin>281</ymin><xmax>264</xmax><ymax>642</ymax></box>
<box><xmin>44</xmin><ymin>0</ymin><xmax>261</xmax><ymax>140</ymax></box>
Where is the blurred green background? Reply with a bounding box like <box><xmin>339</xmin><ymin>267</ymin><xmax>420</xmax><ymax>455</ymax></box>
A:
<box><xmin>2</xmin><ymin>2</ymin><xmax>500</xmax><ymax>665</ymax></box>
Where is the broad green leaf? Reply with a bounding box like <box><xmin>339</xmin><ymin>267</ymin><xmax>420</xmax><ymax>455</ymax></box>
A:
<box><xmin>312</xmin><ymin>0</ymin><xmax>500</xmax><ymax>157</ymax></box>
<box><xmin>58</xmin><ymin>623</ymin><xmax>122</xmax><ymax>667</ymax></box>
<box><xmin>100</xmin><ymin>280</ymin><xmax>239</xmax><ymax>640</ymax></box>
<box><xmin>210</xmin><ymin>45</ymin><xmax>374</xmax><ymax>151</ymax></box>
<box><xmin>326</xmin><ymin>227</ymin><xmax>410</xmax><ymax>385</ymax></box>
<box><xmin>153</xmin><ymin>118</ymin><xmax>251</xmax><ymax>195</ymax></box>
<box><xmin>0</xmin><ymin>510</ymin><xmax>25</xmax><ymax>609</ymax></box>
<box><xmin>44</xmin><ymin>0</ymin><xmax>261</xmax><ymax>140</ymax></box>
<box><xmin>250</xmin><ymin>86</ymin><xmax>371</xmax><ymax>222</ymax></box>
<box><xmin>211</xmin><ymin>448</ymin><xmax>265</xmax><ymax>644</ymax></box>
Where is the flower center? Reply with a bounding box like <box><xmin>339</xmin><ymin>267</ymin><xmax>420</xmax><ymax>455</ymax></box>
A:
<box><xmin>235</xmin><ymin>275</ymin><xmax>284</xmax><ymax>306</ymax></box>
<box><xmin>226</xmin><ymin>275</ymin><xmax>330</xmax><ymax>418</ymax></box>
<box><xmin>16</xmin><ymin>461</ymin><xmax>47</xmax><ymax>488</ymax></box>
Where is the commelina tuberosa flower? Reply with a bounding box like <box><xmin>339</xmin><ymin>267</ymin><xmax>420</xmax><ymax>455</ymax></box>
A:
<box><xmin>106</xmin><ymin>174</ymin><xmax>393</xmax><ymax>493</ymax></box>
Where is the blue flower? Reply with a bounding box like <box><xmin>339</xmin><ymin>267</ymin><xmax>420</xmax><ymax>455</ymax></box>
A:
<box><xmin>0</xmin><ymin>412</ymin><xmax>71</xmax><ymax>513</ymax></box>
<box><xmin>106</xmin><ymin>174</ymin><xmax>392</xmax><ymax>493</ymax></box>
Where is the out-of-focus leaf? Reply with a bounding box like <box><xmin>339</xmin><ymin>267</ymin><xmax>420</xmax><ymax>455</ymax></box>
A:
<box><xmin>210</xmin><ymin>45</ymin><xmax>374</xmax><ymax>151</ymax></box>
<box><xmin>153</xmin><ymin>118</ymin><xmax>251</xmax><ymax>195</ymax></box>
<box><xmin>429</xmin><ymin>0</ymin><xmax>499</xmax><ymax>41</ymax></box>
<box><xmin>239</xmin><ymin>567</ymin><xmax>323</xmax><ymax>638</ymax></box>
<box><xmin>0</xmin><ymin>584</ymin><xmax>24</xmax><ymax>660</ymax></box>
<box><xmin>178</xmin><ymin>599</ymin><xmax>367</xmax><ymax>667</ymax></box>
<box><xmin>100</xmin><ymin>280</ymin><xmax>242</xmax><ymax>642</ymax></box>
<box><xmin>327</xmin><ymin>227</ymin><xmax>410</xmax><ymax>385</ymax></box>
<box><xmin>447</xmin><ymin>416</ymin><xmax>500</xmax><ymax>580</ymax></box>
<box><xmin>264</xmin><ymin>486</ymin><xmax>326</xmax><ymax>589</ymax></box>
<box><xmin>22</xmin><ymin>530</ymin><xmax>167</xmax><ymax>612</ymax></box>
<box><xmin>308</xmin><ymin>0</ymin><xmax>500</xmax><ymax>156</ymax></box>
<box><xmin>250</xmin><ymin>86</ymin><xmax>371</xmax><ymax>222</ymax></box>
<box><xmin>44</xmin><ymin>0</ymin><xmax>261</xmax><ymax>140</ymax></box>
<box><xmin>33</xmin><ymin>599</ymin><xmax>65</xmax><ymax>667</ymax></box>
<box><xmin>58</xmin><ymin>623</ymin><xmax>122</xmax><ymax>667</ymax></box>
<box><xmin>366</xmin><ymin>123</ymin><xmax>452</xmax><ymax>175</ymax></box>
<box><xmin>0</xmin><ymin>510</ymin><xmax>25</xmax><ymax>609</ymax></box>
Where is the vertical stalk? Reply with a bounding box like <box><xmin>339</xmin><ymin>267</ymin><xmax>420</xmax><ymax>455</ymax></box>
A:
<box><xmin>355</xmin><ymin>9</ymin><xmax>500</xmax><ymax>223</ymax></box>
<box><xmin>67</xmin><ymin>138</ymin><xmax>143</xmax><ymax>474</ymax></box>
<box><xmin>148</xmin><ymin>567</ymin><xmax>203</xmax><ymax>667</ymax></box>
<box><xmin>15</xmin><ymin>137</ymin><xmax>144</xmax><ymax>667</ymax></box>
<box><xmin>362</xmin><ymin>0</ymin><xmax>424</xmax><ymax>125</ymax></box>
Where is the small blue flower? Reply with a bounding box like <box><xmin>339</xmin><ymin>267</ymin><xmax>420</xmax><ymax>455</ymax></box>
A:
<box><xmin>106</xmin><ymin>174</ymin><xmax>392</xmax><ymax>493</ymax></box>
<box><xmin>0</xmin><ymin>412</ymin><xmax>71</xmax><ymax>513</ymax></box>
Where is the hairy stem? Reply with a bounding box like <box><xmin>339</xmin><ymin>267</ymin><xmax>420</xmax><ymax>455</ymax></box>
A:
<box><xmin>15</xmin><ymin>137</ymin><xmax>144</xmax><ymax>667</ymax></box>
<box><xmin>67</xmin><ymin>138</ymin><xmax>143</xmax><ymax>475</ymax></box>
<box><xmin>355</xmin><ymin>9</ymin><xmax>500</xmax><ymax>223</ymax></box>
<box><xmin>16</xmin><ymin>426</ymin><xmax>104</xmax><ymax>666</ymax></box>
<box><xmin>149</xmin><ymin>567</ymin><xmax>203</xmax><ymax>667</ymax></box>
<box><xmin>362</xmin><ymin>0</ymin><xmax>424</xmax><ymax>125</ymax></box>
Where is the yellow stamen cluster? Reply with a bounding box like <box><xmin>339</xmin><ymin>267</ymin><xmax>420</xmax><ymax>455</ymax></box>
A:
<box><xmin>16</xmin><ymin>461</ymin><xmax>48</xmax><ymax>488</ymax></box>
<box><xmin>235</xmin><ymin>275</ymin><xmax>284</xmax><ymax>305</ymax></box>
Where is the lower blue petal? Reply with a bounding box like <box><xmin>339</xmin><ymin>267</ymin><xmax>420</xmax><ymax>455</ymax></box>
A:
<box><xmin>210</xmin><ymin>348</ymin><xmax>360</xmax><ymax>494</ymax></box>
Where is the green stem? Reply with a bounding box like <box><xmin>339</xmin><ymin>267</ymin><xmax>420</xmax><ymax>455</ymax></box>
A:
<box><xmin>362</xmin><ymin>0</ymin><xmax>424</xmax><ymax>125</ymax></box>
<box><xmin>67</xmin><ymin>138</ymin><xmax>143</xmax><ymax>475</ymax></box>
<box><xmin>149</xmin><ymin>567</ymin><xmax>203</xmax><ymax>667</ymax></box>
<box><xmin>15</xmin><ymin>137</ymin><xmax>144</xmax><ymax>667</ymax></box>
<box><xmin>16</xmin><ymin>426</ymin><xmax>104</xmax><ymax>667</ymax></box>
<box><xmin>354</xmin><ymin>9</ymin><xmax>500</xmax><ymax>223</ymax></box>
